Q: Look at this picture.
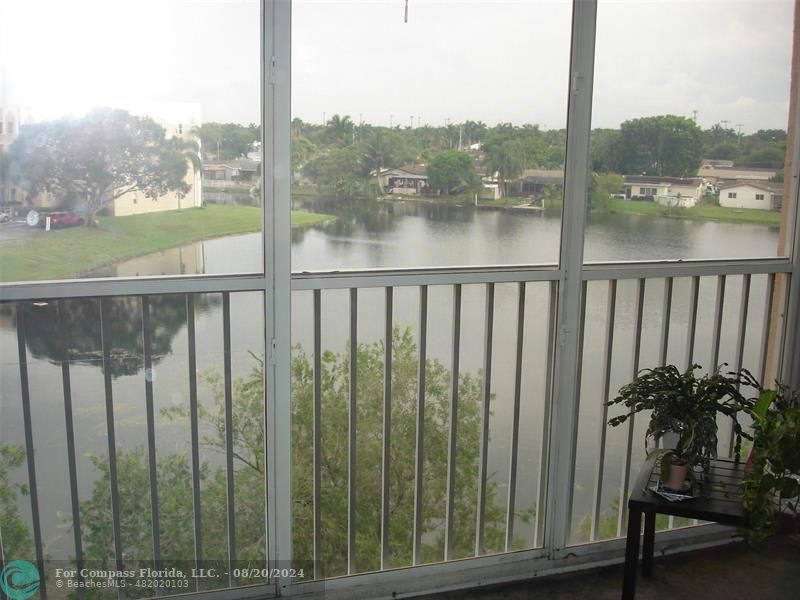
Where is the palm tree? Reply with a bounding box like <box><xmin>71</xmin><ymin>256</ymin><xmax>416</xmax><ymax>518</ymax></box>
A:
<box><xmin>485</xmin><ymin>139</ymin><xmax>525</xmax><ymax>199</ymax></box>
<box><xmin>164</xmin><ymin>136</ymin><xmax>202</xmax><ymax>210</ymax></box>
<box><xmin>363</xmin><ymin>129</ymin><xmax>397</xmax><ymax>194</ymax></box>
<box><xmin>326</xmin><ymin>114</ymin><xmax>354</xmax><ymax>146</ymax></box>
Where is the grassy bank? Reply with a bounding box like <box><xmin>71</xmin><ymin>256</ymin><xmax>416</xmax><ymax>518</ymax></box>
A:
<box><xmin>0</xmin><ymin>204</ymin><xmax>334</xmax><ymax>282</ymax></box>
<box><xmin>607</xmin><ymin>199</ymin><xmax>781</xmax><ymax>225</ymax></box>
<box><xmin>536</xmin><ymin>196</ymin><xmax>781</xmax><ymax>226</ymax></box>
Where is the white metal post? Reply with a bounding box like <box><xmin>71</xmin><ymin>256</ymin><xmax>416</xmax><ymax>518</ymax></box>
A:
<box><xmin>544</xmin><ymin>0</ymin><xmax>597</xmax><ymax>556</ymax></box>
<box><xmin>263</xmin><ymin>0</ymin><xmax>294</xmax><ymax>593</ymax></box>
<box><xmin>780</xmin><ymin>14</ymin><xmax>800</xmax><ymax>389</ymax></box>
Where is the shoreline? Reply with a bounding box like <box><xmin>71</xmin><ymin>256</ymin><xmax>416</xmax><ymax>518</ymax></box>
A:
<box><xmin>0</xmin><ymin>205</ymin><xmax>334</xmax><ymax>283</ymax></box>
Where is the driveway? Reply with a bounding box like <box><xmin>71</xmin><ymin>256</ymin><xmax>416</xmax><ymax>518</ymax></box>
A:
<box><xmin>0</xmin><ymin>220</ymin><xmax>42</xmax><ymax>241</ymax></box>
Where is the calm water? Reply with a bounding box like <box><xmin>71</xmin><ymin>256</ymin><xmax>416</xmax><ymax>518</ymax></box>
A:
<box><xmin>0</xmin><ymin>200</ymin><xmax>781</xmax><ymax>559</ymax></box>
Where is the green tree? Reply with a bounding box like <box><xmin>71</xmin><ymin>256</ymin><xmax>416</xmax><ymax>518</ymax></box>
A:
<box><xmin>590</xmin><ymin>129</ymin><xmax>622</xmax><ymax>172</ymax></box>
<box><xmin>589</xmin><ymin>172</ymin><xmax>624</xmax><ymax>212</ymax></box>
<box><xmin>9</xmin><ymin>108</ymin><xmax>200</xmax><ymax>224</ymax></box>
<box><xmin>485</xmin><ymin>139</ymin><xmax>526</xmax><ymax>198</ymax></box>
<box><xmin>462</xmin><ymin>120</ymin><xmax>487</xmax><ymax>147</ymax></box>
<box><xmin>3</xmin><ymin>295</ymin><xmax>219</xmax><ymax>379</ymax></box>
<box><xmin>0</xmin><ymin>443</ymin><xmax>31</xmax><ymax>558</ymax></box>
<box><xmin>363</xmin><ymin>130</ymin><xmax>401</xmax><ymax>193</ymax></box>
<box><xmin>616</xmin><ymin>115</ymin><xmax>703</xmax><ymax>177</ymax></box>
<box><xmin>426</xmin><ymin>150</ymin><xmax>479</xmax><ymax>196</ymax></box>
<box><xmin>75</xmin><ymin>328</ymin><xmax>520</xmax><ymax>580</ymax></box>
<box><xmin>325</xmin><ymin>114</ymin><xmax>355</xmax><ymax>147</ymax></box>
<box><xmin>194</xmin><ymin>122</ymin><xmax>258</xmax><ymax>161</ymax></box>
<box><xmin>303</xmin><ymin>147</ymin><xmax>363</xmax><ymax>199</ymax></box>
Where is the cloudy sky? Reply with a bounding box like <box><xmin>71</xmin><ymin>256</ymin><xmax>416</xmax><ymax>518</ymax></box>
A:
<box><xmin>0</xmin><ymin>0</ymin><xmax>794</xmax><ymax>133</ymax></box>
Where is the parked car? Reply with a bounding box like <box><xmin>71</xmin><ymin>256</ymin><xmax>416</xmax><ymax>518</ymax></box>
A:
<box><xmin>38</xmin><ymin>212</ymin><xmax>85</xmax><ymax>229</ymax></box>
<box><xmin>0</xmin><ymin>212</ymin><xmax>10</xmax><ymax>223</ymax></box>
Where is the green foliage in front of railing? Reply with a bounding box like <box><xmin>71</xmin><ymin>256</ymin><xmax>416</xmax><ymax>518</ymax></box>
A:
<box><xmin>741</xmin><ymin>385</ymin><xmax>800</xmax><ymax>545</ymax></box>
<box><xmin>69</xmin><ymin>326</ymin><xmax>525</xmax><ymax>586</ymax></box>
<box><xmin>291</xmin><ymin>326</ymin><xmax>511</xmax><ymax>575</ymax></box>
<box><xmin>0</xmin><ymin>442</ymin><xmax>31</xmax><ymax>559</ymax></box>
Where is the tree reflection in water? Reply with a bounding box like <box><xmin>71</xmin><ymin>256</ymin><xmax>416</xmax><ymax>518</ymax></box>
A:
<box><xmin>4</xmin><ymin>294</ymin><xmax>220</xmax><ymax>378</ymax></box>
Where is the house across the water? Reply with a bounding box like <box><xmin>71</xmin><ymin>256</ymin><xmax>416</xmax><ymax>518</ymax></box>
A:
<box><xmin>378</xmin><ymin>165</ymin><xmax>428</xmax><ymax>194</ymax></box>
<box><xmin>623</xmin><ymin>175</ymin><xmax>706</xmax><ymax>208</ymax></box>
<box><xmin>719</xmin><ymin>181</ymin><xmax>783</xmax><ymax>210</ymax></box>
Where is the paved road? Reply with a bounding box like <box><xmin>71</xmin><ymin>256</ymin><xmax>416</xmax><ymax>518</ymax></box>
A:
<box><xmin>0</xmin><ymin>221</ymin><xmax>42</xmax><ymax>241</ymax></box>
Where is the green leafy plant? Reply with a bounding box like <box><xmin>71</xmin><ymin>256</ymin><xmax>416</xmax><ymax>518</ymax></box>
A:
<box><xmin>607</xmin><ymin>364</ymin><xmax>757</xmax><ymax>473</ymax></box>
<box><xmin>741</xmin><ymin>385</ymin><xmax>800</xmax><ymax>545</ymax></box>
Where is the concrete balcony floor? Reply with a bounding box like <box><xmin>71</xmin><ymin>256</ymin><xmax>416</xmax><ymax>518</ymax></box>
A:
<box><xmin>420</xmin><ymin>535</ymin><xmax>800</xmax><ymax>600</ymax></box>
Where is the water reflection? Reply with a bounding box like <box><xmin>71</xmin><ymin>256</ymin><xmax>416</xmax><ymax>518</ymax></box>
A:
<box><xmin>1</xmin><ymin>294</ymin><xmax>219</xmax><ymax>378</ymax></box>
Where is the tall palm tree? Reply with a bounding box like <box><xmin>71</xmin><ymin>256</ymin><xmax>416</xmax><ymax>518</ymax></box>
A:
<box><xmin>363</xmin><ymin>129</ymin><xmax>396</xmax><ymax>194</ymax></box>
<box><xmin>327</xmin><ymin>114</ymin><xmax>354</xmax><ymax>146</ymax></box>
<box><xmin>485</xmin><ymin>139</ymin><xmax>525</xmax><ymax>199</ymax></box>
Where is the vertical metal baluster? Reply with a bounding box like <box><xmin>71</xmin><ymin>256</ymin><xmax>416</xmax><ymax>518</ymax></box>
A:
<box><xmin>565</xmin><ymin>281</ymin><xmax>589</xmax><ymax>542</ymax></box>
<box><xmin>505</xmin><ymin>282</ymin><xmax>526</xmax><ymax>552</ymax></box>
<box><xmin>775</xmin><ymin>274</ymin><xmax>791</xmax><ymax>382</ymax></box>
<box><xmin>475</xmin><ymin>283</ymin><xmax>495</xmax><ymax>556</ymax></box>
<box><xmin>348</xmin><ymin>288</ymin><xmax>358</xmax><ymax>574</ymax></box>
<box><xmin>730</xmin><ymin>275</ymin><xmax>751</xmax><ymax>456</ymax></box>
<box><xmin>222</xmin><ymin>292</ymin><xmax>237</xmax><ymax>586</ymax></box>
<box><xmin>100</xmin><ymin>297</ymin><xmax>125</xmax><ymax>597</ymax></box>
<box><xmin>617</xmin><ymin>279</ymin><xmax>645</xmax><ymax>538</ymax></box>
<box><xmin>759</xmin><ymin>273</ymin><xmax>776</xmax><ymax>386</ymax></box>
<box><xmin>57</xmin><ymin>300</ymin><xmax>85</xmax><ymax>597</ymax></box>
<box><xmin>659</xmin><ymin>278</ymin><xmax>674</xmax><ymax>367</ymax></box>
<box><xmin>658</xmin><ymin>279</ymin><xmax>675</xmax><ymax>529</ymax></box>
<box><xmin>535</xmin><ymin>281</ymin><xmax>558</xmax><ymax>548</ymax></box>
<box><xmin>710</xmin><ymin>275</ymin><xmax>727</xmax><ymax>371</ymax></box>
<box><xmin>313</xmin><ymin>290</ymin><xmax>322</xmax><ymax>577</ymax></box>
<box><xmin>141</xmin><ymin>296</ymin><xmax>162</xmax><ymax>579</ymax></box>
<box><xmin>413</xmin><ymin>286</ymin><xmax>427</xmax><ymax>565</ymax></box>
<box><xmin>16</xmin><ymin>305</ymin><xmax>45</xmax><ymax>597</ymax></box>
<box><xmin>686</xmin><ymin>276</ymin><xmax>700</xmax><ymax>368</ymax></box>
<box><xmin>444</xmin><ymin>284</ymin><xmax>462</xmax><ymax>561</ymax></box>
<box><xmin>186</xmin><ymin>295</ymin><xmax>203</xmax><ymax>589</ymax></box>
<box><xmin>591</xmin><ymin>280</ymin><xmax>617</xmax><ymax>542</ymax></box>
<box><xmin>381</xmin><ymin>287</ymin><xmax>393</xmax><ymax>570</ymax></box>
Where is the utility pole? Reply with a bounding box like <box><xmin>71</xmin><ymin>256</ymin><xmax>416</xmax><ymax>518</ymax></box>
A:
<box><xmin>720</xmin><ymin>119</ymin><xmax>730</xmax><ymax>130</ymax></box>
<box><xmin>390</xmin><ymin>114</ymin><xmax>393</xmax><ymax>128</ymax></box>
<box><xmin>692</xmin><ymin>109</ymin><xmax>698</xmax><ymax>122</ymax></box>
<box><xmin>323</xmin><ymin>111</ymin><xmax>326</xmax><ymax>126</ymax></box>
<box><xmin>410</xmin><ymin>115</ymin><xmax>414</xmax><ymax>129</ymax></box>
<box><xmin>736</xmin><ymin>123</ymin><xmax>744</xmax><ymax>136</ymax></box>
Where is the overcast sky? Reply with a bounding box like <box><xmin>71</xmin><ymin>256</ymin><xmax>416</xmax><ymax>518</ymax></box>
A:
<box><xmin>0</xmin><ymin>0</ymin><xmax>794</xmax><ymax>133</ymax></box>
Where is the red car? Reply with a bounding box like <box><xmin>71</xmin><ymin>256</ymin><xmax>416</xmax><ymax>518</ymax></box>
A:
<box><xmin>39</xmin><ymin>212</ymin><xmax>85</xmax><ymax>229</ymax></box>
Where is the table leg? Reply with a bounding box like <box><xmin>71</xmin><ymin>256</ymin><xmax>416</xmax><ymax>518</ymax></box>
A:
<box><xmin>621</xmin><ymin>506</ymin><xmax>642</xmax><ymax>600</ymax></box>
<box><xmin>642</xmin><ymin>510</ymin><xmax>655</xmax><ymax>577</ymax></box>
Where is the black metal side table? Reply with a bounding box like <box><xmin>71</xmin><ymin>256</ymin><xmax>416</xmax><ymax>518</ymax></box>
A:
<box><xmin>621</xmin><ymin>451</ymin><xmax>749</xmax><ymax>600</ymax></box>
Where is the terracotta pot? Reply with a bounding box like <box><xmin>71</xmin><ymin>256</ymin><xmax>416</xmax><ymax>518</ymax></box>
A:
<box><xmin>668</xmin><ymin>461</ymin><xmax>689</xmax><ymax>491</ymax></box>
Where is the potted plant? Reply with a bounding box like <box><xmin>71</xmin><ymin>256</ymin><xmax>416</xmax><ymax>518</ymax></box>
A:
<box><xmin>741</xmin><ymin>384</ymin><xmax>800</xmax><ymax>544</ymax></box>
<box><xmin>607</xmin><ymin>364</ymin><xmax>757</xmax><ymax>491</ymax></box>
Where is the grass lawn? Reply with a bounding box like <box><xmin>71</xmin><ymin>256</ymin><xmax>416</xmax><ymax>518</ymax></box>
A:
<box><xmin>607</xmin><ymin>199</ymin><xmax>781</xmax><ymax>225</ymax></box>
<box><xmin>0</xmin><ymin>204</ymin><xmax>334</xmax><ymax>282</ymax></box>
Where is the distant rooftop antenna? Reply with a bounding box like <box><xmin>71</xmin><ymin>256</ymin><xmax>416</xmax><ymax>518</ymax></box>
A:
<box><xmin>404</xmin><ymin>0</ymin><xmax>409</xmax><ymax>23</ymax></box>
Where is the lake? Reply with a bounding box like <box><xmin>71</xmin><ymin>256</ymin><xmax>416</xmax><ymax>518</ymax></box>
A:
<box><xmin>0</xmin><ymin>198</ymin><xmax>781</xmax><ymax>563</ymax></box>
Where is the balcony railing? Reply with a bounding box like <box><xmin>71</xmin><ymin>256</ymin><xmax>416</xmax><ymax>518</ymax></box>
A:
<box><xmin>0</xmin><ymin>257</ymin><xmax>792</xmax><ymax>599</ymax></box>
